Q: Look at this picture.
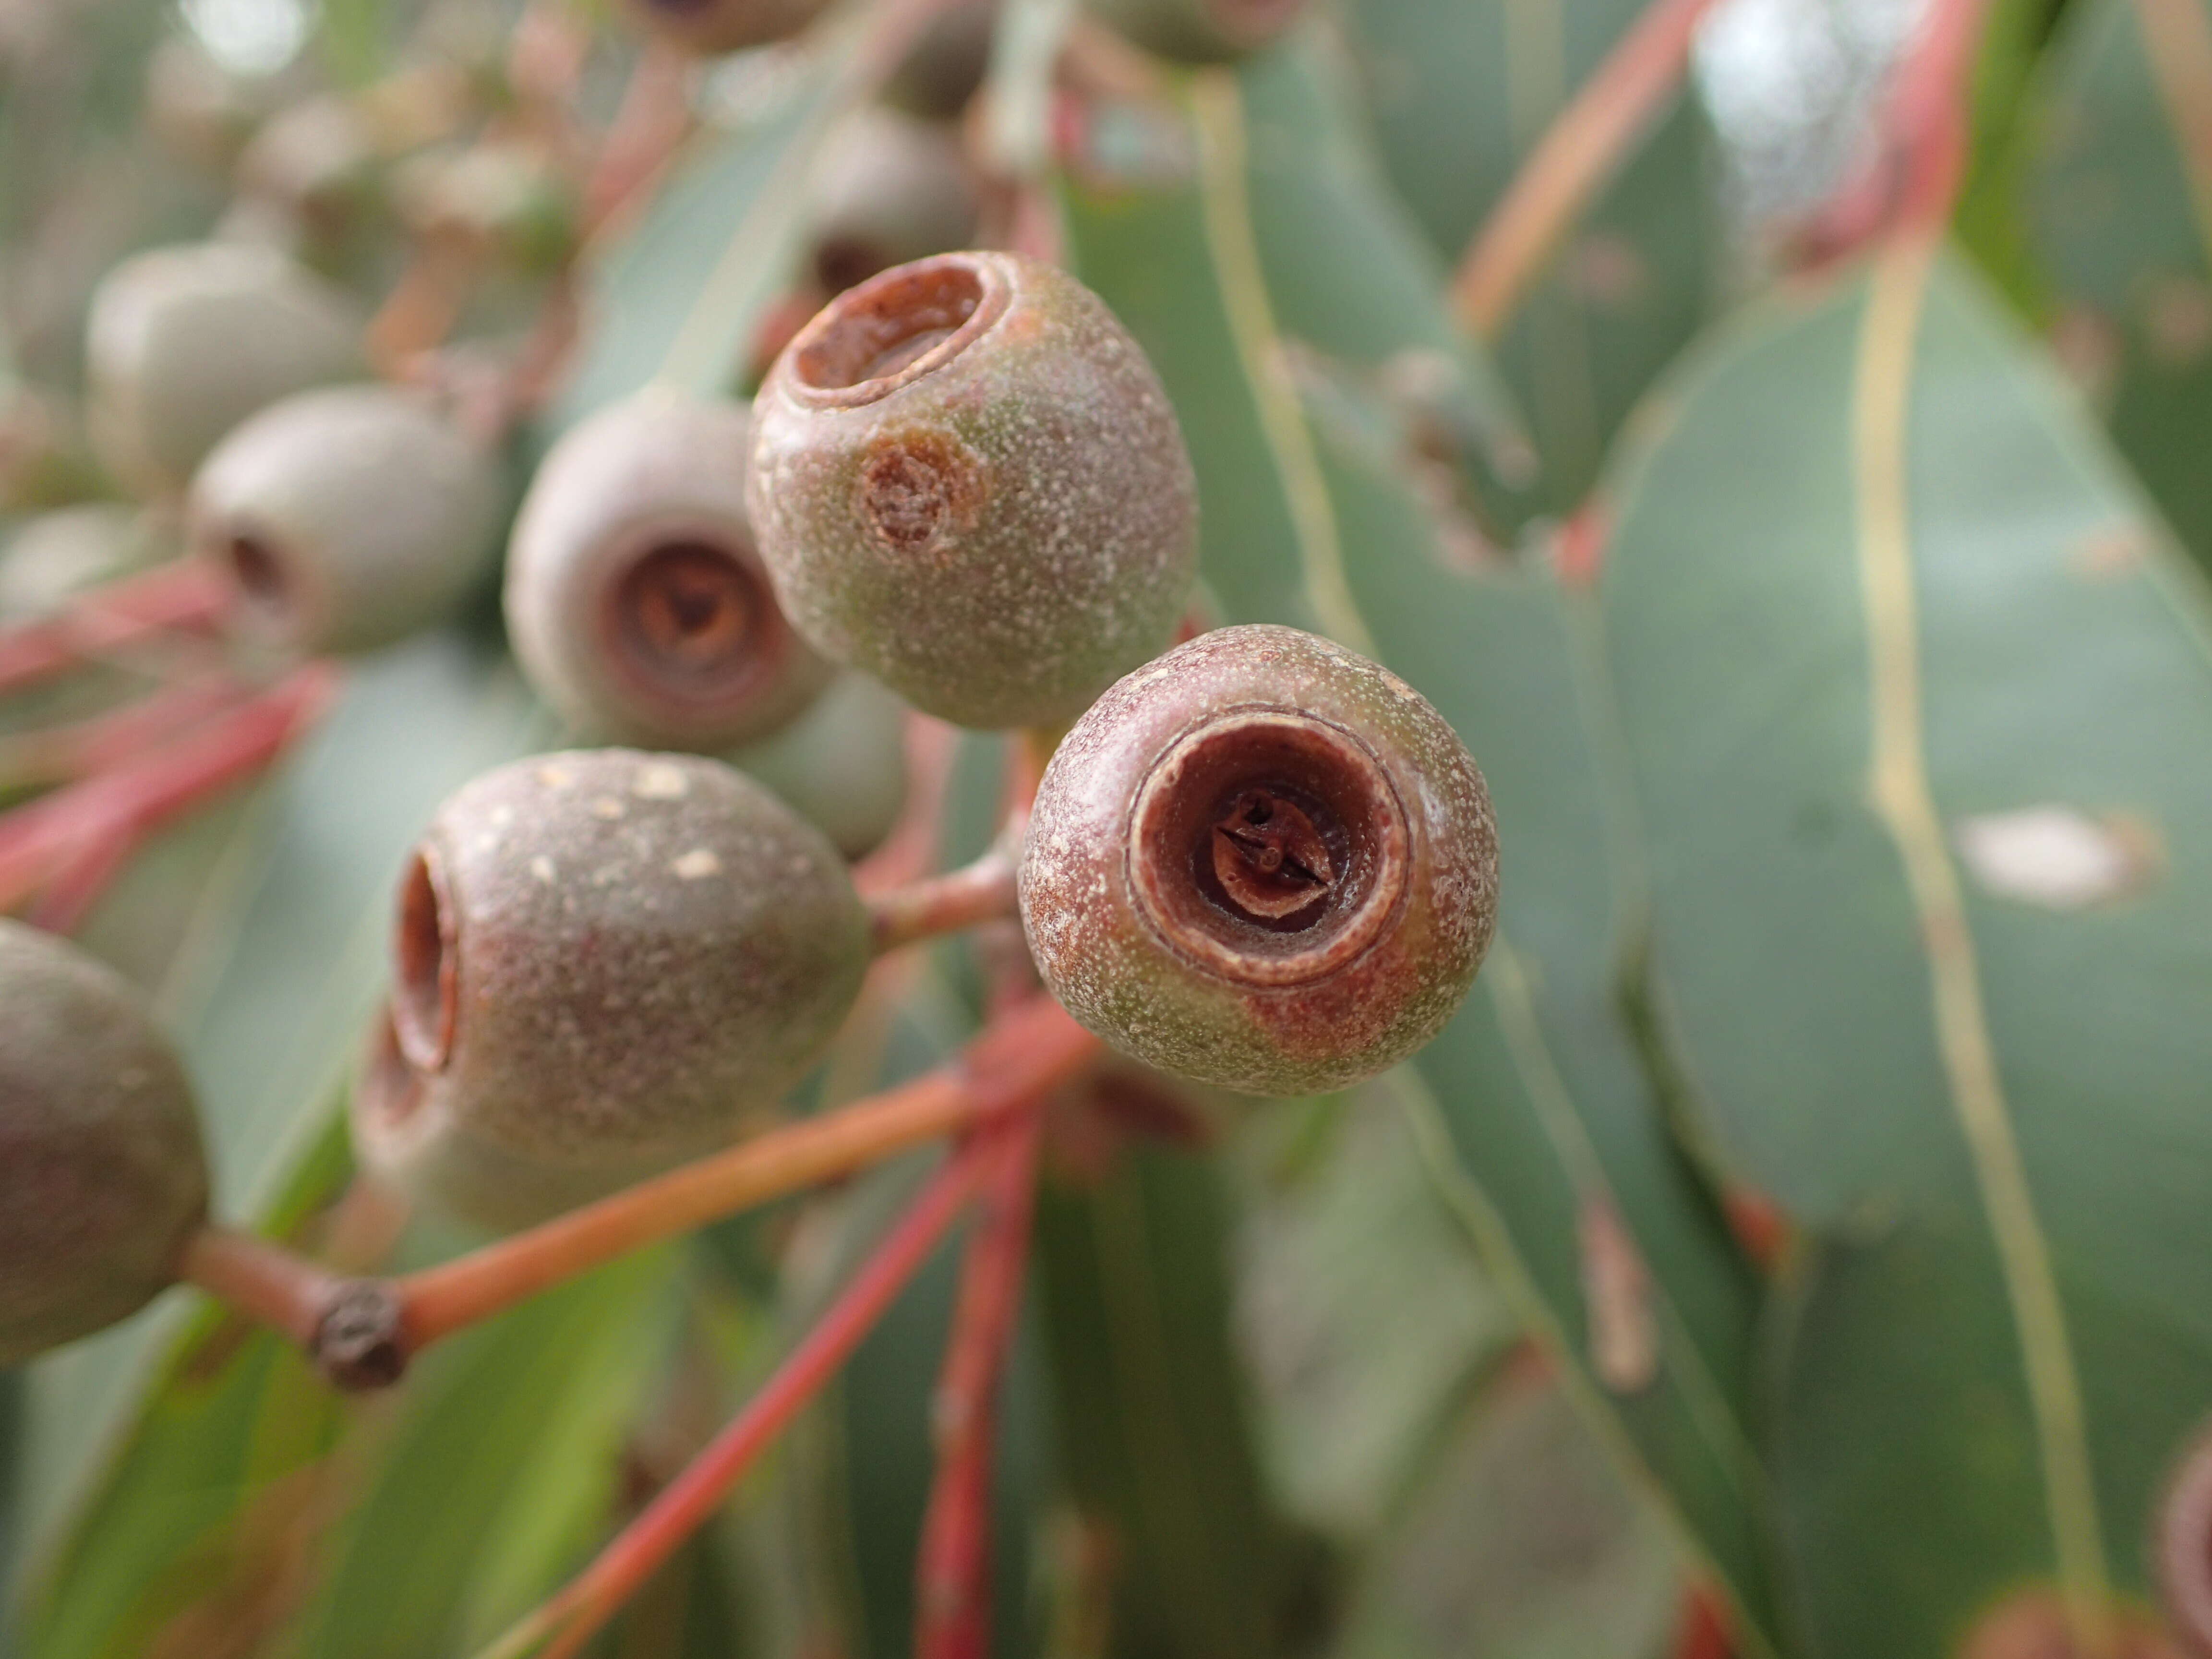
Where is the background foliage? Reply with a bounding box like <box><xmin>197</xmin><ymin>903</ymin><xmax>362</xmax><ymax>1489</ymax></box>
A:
<box><xmin>7</xmin><ymin>0</ymin><xmax>2212</xmax><ymax>1654</ymax></box>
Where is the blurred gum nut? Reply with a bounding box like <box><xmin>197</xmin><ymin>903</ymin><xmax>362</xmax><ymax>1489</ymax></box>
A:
<box><xmin>882</xmin><ymin>0</ymin><xmax>996</xmax><ymax>120</ymax></box>
<box><xmin>806</xmin><ymin>107</ymin><xmax>980</xmax><ymax>295</ymax></box>
<box><xmin>86</xmin><ymin>242</ymin><xmax>364</xmax><ymax>495</ymax></box>
<box><xmin>351</xmin><ymin>750</ymin><xmax>870</xmax><ymax>1232</ymax></box>
<box><xmin>725</xmin><ymin>670</ymin><xmax>909</xmax><ymax>861</ymax></box>
<box><xmin>0</xmin><ymin>920</ymin><xmax>209</xmax><ymax>1363</ymax></box>
<box><xmin>189</xmin><ymin>384</ymin><xmax>505</xmax><ymax>657</ymax></box>
<box><xmin>748</xmin><ymin>251</ymin><xmax>1197</xmax><ymax>730</ymax></box>
<box><xmin>1019</xmin><ymin>625</ymin><xmax>1499</xmax><ymax>1095</ymax></box>
<box><xmin>1081</xmin><ymin>0</ymin><xmax>1308</xmax><ymax>63</ymax></box>
<box><xmin>506</xmin><ymin>388</ymin><xmax>832</xmax><ymax>751</ymax></box>
<box><xmin>619</xmin><ymin>0</ymin><xmax>833</xmax><ymax>55</ymax></box>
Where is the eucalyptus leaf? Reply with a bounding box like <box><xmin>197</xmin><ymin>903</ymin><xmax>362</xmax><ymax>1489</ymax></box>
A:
<box><xmin>1598</xmin><ymin>244</ymin><xmax>2212</xmax><ymax>1651</ymax></box>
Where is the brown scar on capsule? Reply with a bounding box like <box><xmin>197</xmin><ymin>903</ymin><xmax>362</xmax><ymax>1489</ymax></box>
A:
<box><xmin>856</xmin><ymin>428</ymin><xmax>986</xmax><ymax>556</ymax></box>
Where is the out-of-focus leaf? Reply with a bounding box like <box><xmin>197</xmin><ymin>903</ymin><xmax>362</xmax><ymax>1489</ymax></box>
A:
<box><xmin>2026</xmin><ymin>0</ymin><xmax>2212</xmax><ymax>574</ymax></box>
<box><xmin>1063</xmin><ymin>39</ymin><xmax>1774</xmax><ymax>1647</ymax></box>
<box><xmin>541</xmin><ymin>1</ymin><xmax>887</xmax><ymax>440</ymax></box>
<box><xmin>1330</xmin><ymin>1357</ymin><xmax>1684</xmax><ymax>1659</ymax></box>
<box><xmin>1033</xmin><ymin>1144</ymin><xmax>1313</xmax><ymax>1659</ymax></box>
<box><xmin>1597</xmin><ymin>244</ymin><xmax>2212</xmax><ymax>1652</ymax></box>
<box><xmin>13</xmin><ymin>634</ymin><xmax>550</xmax><ymax>1623</ymax></box>
<box><xmin>1339</xmin><ymin>0</ymin><xmax>1719</xmax><ymax>516</ymax></box>
<box><xmin>281</xmin><ymin>1250</ymin><xmax>682</xmax><ymax>1659</ymax></box>
<box><xmin>1228</xmin><ymin>1090</ymin><xmax>1513</xmax><ymax>1539</ymax></box>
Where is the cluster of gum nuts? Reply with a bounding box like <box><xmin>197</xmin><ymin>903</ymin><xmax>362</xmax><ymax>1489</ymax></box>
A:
<box><xmin>2</xmin><ymin>240</ymin><xmax>1500</xmax><ymax>1368</ymax></box>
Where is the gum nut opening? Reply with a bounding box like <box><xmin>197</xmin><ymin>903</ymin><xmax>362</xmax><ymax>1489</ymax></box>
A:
<box><xmin>600</xmin><ymin>535</ymin><xmax>791</xmax><ymax>713</ymax></box>
<box><xmin>1127</xmin><ymin>708</ymin><xmax>1410</xmax><ymax>987</ymax></box>
<box><xmin>788</xmin><ymin>254</ymin><xmax>1009</xmax><ymax>406</ymax></box>
<box><xmin>392</xmin><ymin>844</ymin><xmax>458</xmax><ymax>1071</ymax></box>
<box><xmin>357</xmin><ymin>1001</ymin><xmax>431</xmax><ymax>1138</ymax></box>
<box><xmin>216</xmin><ymin>520</ymin><xmax>303</xmax><ymax>635</ymax></box>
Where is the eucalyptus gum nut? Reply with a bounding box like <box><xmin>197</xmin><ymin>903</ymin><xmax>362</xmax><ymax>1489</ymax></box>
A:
<box><xmin>806</xmin><ymin>108</ymin><xmax>980</xmax><ymax>295</ymax></box>
<box><xmin>0</xmin><ymin>920</ymin><xmax>209</xmax><ymax>1363</ymax></box>
<box><xmin>749</xmin><ymin>251</ymin><xmax>1198</xmax><ymax>730</ymax></box>
<box><xmin>1081</xmin><ymin>0</ymin><xmax>1306</xmax><ymax>62</ymax></box>
<box><xmin>350</xmin><ymin>1009</ymin><xmax>709</xmax><ymax>1233</ymax></box>
<box><xmin>1019</xmin><ymin>625</ymin><xmax>1499</xmax><ymax>1096</ymax></box>
<box><xmin>377</xmin><ymin>750</ymin><xmax>869</xmax><ymax>1178</ymax></box>
<box><xmin>882</xmin><ymin>0</ymin><xmax>995</xmax><ymax>120</ymax></box>
<box><xmin>86</xmin><ymin>243</ymin><xmax>364</xmax><ymax>495</ymax></box>
<box><xmin>618</xmin><ymin>0</ymin><xmax>833</xmax><ymax>54</ymax></box>
<box><xmin>726</xmin><ymin>671</ymin><xmax>909</xmax><ymax>860</ymax></box>
<box><xmin>189</xmin><ymin>384</ymin><xmax>505</xmax><ymax>657</ymax></box>
<box><xmin>506</xmin><ymin>389</ymin><xmax>833</xmax><ymax>750</ymax></box>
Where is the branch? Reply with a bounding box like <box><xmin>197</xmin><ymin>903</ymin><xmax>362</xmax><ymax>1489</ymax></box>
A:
<box><xmin>480</xmin><ymin>1130</ymin><xmax>993</xmax><ymax>1659</ymax></box>
<box><xmin>391</xmin><ymin>996</ymin><xmax>1096</xmax><ymax>1356</ymax></box>
<box><xmin>868</xmin><ymin>842</ymin><xmax>1022</xmax><ymax>955</ymax></box>
<box><xmin>1451</xmin><ymin>0</ymin><xmax>1721</xmax><ymax>338</ymax></box>
<box><xmin>0</xmin><ymin>560</ymin><xmax>228</xmax><ymax>696</ymax></box>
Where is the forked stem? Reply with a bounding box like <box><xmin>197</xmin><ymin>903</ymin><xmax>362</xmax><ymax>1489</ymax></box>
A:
<box><xmin>1451</xmin><ymin>0</ymin><xmax>1722</xmax><ymax>337</ymax></box>
<box><xmin>480</xmin><ymin>1131</ymin><xmax>995</xmax><ymax>1659</ymax></box>
<box><xmin>915</xmin><ymin>1105</ymin><xmax>1043</xmax><ymax>1659</ymax></box>
<box><xmin>0</xmin><ymin>664</ymin><xmax>337</xmax><ymax>913</ymax></box>
<box><xmin>0</xmin><ymin>560</ymin><xmax>228</xmax><ymax>696</ymax></box>
<box><xmin>391</xmin><ymin>997</ymin><xmax>1096</xmax><ymax>1358</ymax></box>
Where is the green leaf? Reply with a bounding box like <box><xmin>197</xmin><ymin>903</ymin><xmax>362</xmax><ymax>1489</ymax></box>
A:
<box><xmin>2024</xmin><ymin>0</ymin><xmax>2212</xmax><ymax>575</ymax></box>
<box><xmin>1338</xmin><ymin>0</ymin><xmax>1719</xmax><ymax>515</ymax></box>
<box><xmin>540</xmin><ymin>0</ymin><xmax>889</xmax><ymax>442</ymax></box>
<box><xmin>1062</xmin><ymin>43</ymin><xmax>1773</xmax><ymax>1646</ymax></box>
<box><xmin>1329</xmin><ymin>1358</ymin><xmax>1686</xmax><ymax>1659</ymax></box>
<box><xmin>1597</xmin><ymin>244</ymin><xmax>2212</xmax><ymax>1650</ymax></box>
<box><xmin>1033</xmin><ymin>1144</ymin><xmax>1311</xmax><ymax>1659</ymax></box>
<box><xmin>13</xmin><ymin>634</ymin><xmax>551</xmax><ymax>1633</ymax></box>
<box><xmin>281</xmin><ymin>1250</ymin><xmax>683</xmax><ymax>1659</ymax></box>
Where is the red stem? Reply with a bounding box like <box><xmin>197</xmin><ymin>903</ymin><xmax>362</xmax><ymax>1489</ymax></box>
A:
<box><xmin>0</xmin><ymin>561</ymin><xmax>228</xmax><ymax>696</ymax></box>
<box><xmin>493</xmin><ymin>1135</ymin><xmax>992</xmax><ymax>1659</ymax></box>
<box><xmin>0</xmin><ymin>673</ymin><xmax>241</xmax><ymax>791</ymax></box>
<box><xmin>915</xmin><ymin>1107</ymin><xmax>1044</xmax><ymax>1659</ymax></box>
<box><xmin>0</xmin><ymin>663</ymin><xmax>336</xmax><ymax>913</ymax></box>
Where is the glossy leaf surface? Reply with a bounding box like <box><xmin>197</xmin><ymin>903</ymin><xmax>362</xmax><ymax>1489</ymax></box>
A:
<box><xmin>1598</xmin><ymin>243</ymin><xmax>2212</xmax><ymax>1652</ymax></box>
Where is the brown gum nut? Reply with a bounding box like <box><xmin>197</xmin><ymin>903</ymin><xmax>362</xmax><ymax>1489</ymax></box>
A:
<box><xmin>188</xmin><ymin>384</ymin><xmax>506</xmax><ymax>657</ymax></box>
<box><xmin>1081</xmin><ymin>0</ymin><xmax>1307</xmax><ymax>64</ymax></box>
<box><xmin>506</xmin><ymin>389</ymin><xmax>834</xmax><ymax>751</ymax></box>
<box><xmin>0</xmin><ymin>920</ymin><xmax>209</xmax><ymax>1363</ymax></box>
<box><xmin>619</xmin><ymin>0</ymin><xmax>833</xmax><ymax>54</ymax></box>
<box><xmin>361</xmin><ymin>750</ymin><xmax>868</xmax><ymax>1205</ymax></box>
<box><xmin>748</xmin><ymin>250</ymin><xmax>1198</xmax><ymax>731</ymax></box>
<box><xmin>86</xmin><ymin>242</ymin><xmax>365</xmax><ymax>497</ymax></box>
<box><xmin>1019</xmin><ymin>624</ymin><xmax>1499</xmax><ymax>1095</ymax></box>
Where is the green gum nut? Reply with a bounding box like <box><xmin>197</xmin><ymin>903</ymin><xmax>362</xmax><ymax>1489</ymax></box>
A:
<box><xmin>806</xmin><ymin>107</ymin><xmax>981</xmax><ymax>295</ymax></box>
<box><xmin>0</xmin><ymin>920</ymin><xmax>209</xmax><ymax>1363</ymax></box>
<box><xmin>748</xmin><ymin>251</ymin><xmax>1198</xmax><ymax>731</ymax></box>
<box><xmin>1019</xmin><ymin>625</ymin><xmax>1500</xmax><ymax>1095</ymax></box>
<box><xmin>618</xmin><ymin>0</ymin><xmax>833</xmax><ymax>54</ymax></box>
<box><xmin>506</xmin><ymin>388</ymin><xmax>833</xmax><ymax>752</ymax></box>
<box><xmin>188</xmin><ymin>384</ymin><xmax>506</xmax><ymax>657</ymax></box>
<box><xmin>1081</xmin><ymin>0</ymin><xmax>1308</xmax><ymax>62</ymax></box>
<box><xmin>351</xmin><ymin>749</ymin><xmax>870</xmax><ymax>1232</ymax></box>
<box><xmin>725</xmin><ymin>670</ymin><xmax>909</xmax><ymax>861</ymax></box>
<box><xmin>86</xmin><ymin>242</ymin><xmax>364</xmax><ymax>496</ymax></box>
